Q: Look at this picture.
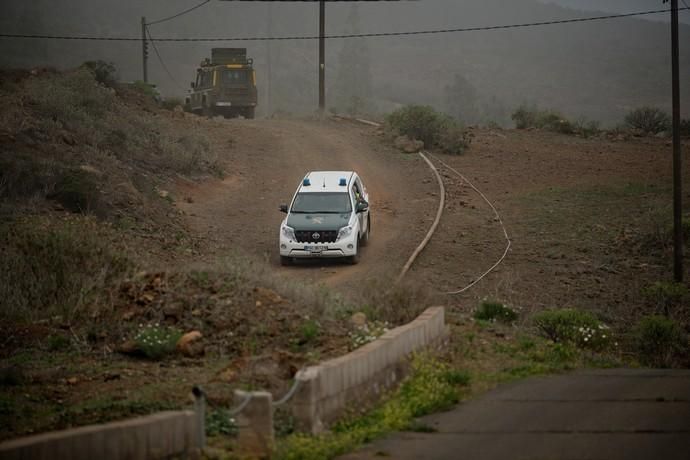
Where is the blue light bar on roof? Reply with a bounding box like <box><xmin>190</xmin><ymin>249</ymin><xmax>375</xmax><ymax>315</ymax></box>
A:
<box><xmin>339</xmin><ymin>178</ymin><xmax>347</xmax><ymax>186</ymax></box>
<box><xmin>303</xmin><ymin>178</ymin><xmax>311</xmax><ymax>186</ymax></box>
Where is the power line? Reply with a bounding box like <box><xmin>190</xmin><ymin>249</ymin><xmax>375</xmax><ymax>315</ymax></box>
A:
<box><xmin>0</xmin><ymin>7</ymin><xmax>686</xmax><ymax>42</ymax></box>
<box><xmin>146</xmin><ymin>0</ymin><xmax>211</xmax><ymax>26</ymax></box>
<box><xmin>145</xmin><ymin>26</ymin><xmax>185</xmax><ymax>91</ymax></box>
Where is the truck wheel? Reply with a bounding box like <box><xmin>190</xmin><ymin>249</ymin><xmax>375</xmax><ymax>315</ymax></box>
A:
<box><xmin>360</xmin><ymin>214</ymin><xmax>371</xmax><ymax>247</ymax></box>
<box><xmin>280</xmin><ymin>256</ymin><xmax>293</xmax><ymax>266</ymax></box>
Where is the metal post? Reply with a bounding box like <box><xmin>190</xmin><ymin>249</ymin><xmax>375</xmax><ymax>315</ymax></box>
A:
<box><xmin>192</xmin><ymin>386</ymin><xmax>206</xmax><ymax>449</ymax></box>
<box><xmin>267</xmin><ymin>3</ymin><xmax>273</xmax><ymax>115</ymax></box>
<box><xmin>319</xmin><ymin>0</ymin><xmax>325</xmax><ymax>112</ymax></box>
<box><xmin>141</xmin><ymin>17</ymin><xmax>148</xmax><ymax>83</ymax></box>
<box><xmin>671</xmin><ymin>0</ymin><xmax>683</xmax><ymax>281</ymax></box>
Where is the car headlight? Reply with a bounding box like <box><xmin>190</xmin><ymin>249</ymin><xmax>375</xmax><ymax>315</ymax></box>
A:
<box><xmin>337</xmin><ymin>226</ymin><xmax>353</xmax><ymax>241</ymax></box>
<box><xmin>281</xmin><ymin>225</ymin><xmax>296</xmax><ymax>240</ymax></box>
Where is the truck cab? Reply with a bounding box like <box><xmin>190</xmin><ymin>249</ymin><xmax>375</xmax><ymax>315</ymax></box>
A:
<box><xmin>185</xmin><ymin>48</ymin><xmax>258</xmax><ymax>119</ymax></box>
<box><xmin>279</xmin><ymin>171</ymin><xmax>371</xmax><ymax>265</ymax></box>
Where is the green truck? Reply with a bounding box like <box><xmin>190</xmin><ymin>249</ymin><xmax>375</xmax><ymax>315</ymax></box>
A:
<box><xmin>185</xmin><ymin>48</ymin><xmax>258</xmax><ymax>119</ymax></box>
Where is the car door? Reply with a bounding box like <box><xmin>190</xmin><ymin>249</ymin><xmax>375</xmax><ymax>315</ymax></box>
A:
<box><xmin>353</xmin><ymin>177</ymin><xmax>369</xmax><ymax>235</ymax></box>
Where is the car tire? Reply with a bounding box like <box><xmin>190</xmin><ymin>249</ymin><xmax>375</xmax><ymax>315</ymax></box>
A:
<box><xmin>280</xmin><ymin>256</ymin><xmax>293</xmax><ymax>266</ymax></box>
<box><xmin>360</xmin><ymin>214</ymin><xmax>371</xmax><ymax>247</ymax></box>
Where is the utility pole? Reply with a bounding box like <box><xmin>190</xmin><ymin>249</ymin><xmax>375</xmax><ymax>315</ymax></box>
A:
<box><xmin>670</xmin><ymin>0</ymin><xmax>683</xmax><ymax>281</ymax></box>
<box><xmin>267</xmin><ymin>3</ymin><xmax>273</xmax><ymax>115</ymax></box>
<box><xmin>141</xmin><ymin>17</ymin><xmax>148</xmax><ymax>83</ymax></box>
<box><xmin>318</xmin><ymin>0</ymin><xmax>326</xmax><ymax>112</ymax></box>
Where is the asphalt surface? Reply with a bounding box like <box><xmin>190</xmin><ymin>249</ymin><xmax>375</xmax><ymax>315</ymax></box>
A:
<box><xmin>339</xmin><ymin>369</ymin><xmax>690</xmax><ymax>460</ymax></box>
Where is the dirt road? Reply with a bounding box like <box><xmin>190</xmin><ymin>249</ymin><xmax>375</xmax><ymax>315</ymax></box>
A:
<box><xmin>174</xmin><ymin>117</ymin><xmax>438</xmax><ymax>291</ymax></box>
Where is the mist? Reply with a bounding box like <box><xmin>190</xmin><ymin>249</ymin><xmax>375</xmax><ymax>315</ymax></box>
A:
<box><xmin>1</xmin><ymin>0</ymin><xmax>688</xmax><ymax>124</ymax></box>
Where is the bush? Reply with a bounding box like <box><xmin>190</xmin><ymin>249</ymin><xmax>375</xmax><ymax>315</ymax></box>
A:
<box><xmin>512</xmin><ymin>105</ymin><xmax>582</xmax><ymax>135</ymax></box>
<box><xmin>680</xmin><ymin>119</ymin><xmax>690</xmax><ymax>136</ymax></box>
<box><xmin>534</xmin><ymin>309</ymin><xmax>612</xmax><ymax>351</ymax></box>
<box><xmin>161</xmin><ymin>97</ymin><xmax>183</xmax><ymax>111</ymax></box>
<box><xmin>633</xmin><ymin>316</ymin><xmax>685</xmax><ymax>368</ymax></box>
<box><xmin>474</xmin><ymin>301</ymin><xmax>518</xmax><ymax>323</ymax></box>
<box><xmin>0</xmin><ymin>217</ymin><xmax>132</xmax><ymax>322</ymax></box>
<box><xmin>624</xmin><ymin>107</ymin><xmax>670</xmax><ymax>134</ymax></box>
<box><xmin>133</xmin><ymin>323</ymin><xmax>182</xmax><ymax>359</ymax></box>
<box><xmin>641</xmin><ymin>281</ymin><xmax>688</xmax><ymax>315</ymax></box>
<box><xmin>385</xmin><ymin>105</ymin><xmax>467</xmax><ymax>153</ymax></box>
<box><xmin>48</xmin><ymin>169</ymin><xmax>101</xmax><ymax>214</ymax></box>
<box><xmin>81</xmin><ymin>60</ymin><xmax>117</xmax><ymax>87</ymax></box>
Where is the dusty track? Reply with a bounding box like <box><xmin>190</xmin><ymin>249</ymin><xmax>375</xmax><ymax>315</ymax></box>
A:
<box><xmin>174</xmin><ymin>117</ymin><xmax>436</xmax><ymax>290</ymax></box>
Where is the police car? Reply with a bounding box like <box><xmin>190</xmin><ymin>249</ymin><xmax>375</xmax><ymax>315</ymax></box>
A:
<box><xmin>279</xmin><ymin>171</ymin><xmax>370</xmax><ymax>265</ymax></box>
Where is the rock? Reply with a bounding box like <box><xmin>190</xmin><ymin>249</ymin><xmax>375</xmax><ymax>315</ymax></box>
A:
<box><xmin>351</xmin><ymin>312</ymin><xmax>367</xmax><ymax>327</ymax></box>
<box><xmin>394</xmin><ymin>135</ymin><xmax>424</xmax><ymax>153</ymax></box>
<box><xmin>176</xmin><ymin>331</ymin><xmax>204</xmax><ymax>357</ymax></box>
<box><xmin>156</xmin><ymin>189</ymin><xmax>169</xmax><ymax>199</ymax></box>
<box><xmin>117</xmin><ymin>340</ymin><xmax>140</xmax><ymax>355</ymax></box>
<box><xmin>67</xmin><ymin>377</ymin><xmax>78</xmax><ymax>385</ymax></box>
<box><xmin>217</xmin><ymin>368</ymin><xmax>237</xmax><ymax>383</ymax></box>
<box><xmin>79</xmin><ymin>164</ymin><xmax>102</xmax><ymax>176</ymax></box>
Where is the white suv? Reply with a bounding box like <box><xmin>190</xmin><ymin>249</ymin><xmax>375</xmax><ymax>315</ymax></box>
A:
<box><xmin>279</xmin><ymin>171</ymin><xmax>370</xmax><ymax>265</ymax></box>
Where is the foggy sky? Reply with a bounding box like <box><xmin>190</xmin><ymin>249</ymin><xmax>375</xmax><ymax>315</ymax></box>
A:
<box><xmin>1</xmin><ymin>0</ymin><xmax>688</xmax><ymax>123</ymax></box>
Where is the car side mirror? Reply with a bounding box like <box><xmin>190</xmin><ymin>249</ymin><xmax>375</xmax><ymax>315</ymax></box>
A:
<box><xmin>356</xmin><ymin>201</ymin><xmax>369</xmax><ymax>213</ymax></box>
<box><xmin>190</xmin><ymin>82</ymin><xmax>196</xmax><ymax>89</ymax></box>
<box><xmin>279</xmin><ymin>204</ymin><xmax>288</xmax><ymax>213</ymax></box>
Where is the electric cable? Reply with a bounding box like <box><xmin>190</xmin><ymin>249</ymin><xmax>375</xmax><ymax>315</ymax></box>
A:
<box><xmin>145</xmin><ymin>26</ymin><xmax>186</xmax><ymax>91</ymax></box>
<box><xmin>0</xmin><ymin>7</ymin><xmax>685</xmax><ymax>42</ymax></box>
<box><xmin>146</xmin><ymin>0</ymin><xmax>211</xmax><ymax>26</ymax></box>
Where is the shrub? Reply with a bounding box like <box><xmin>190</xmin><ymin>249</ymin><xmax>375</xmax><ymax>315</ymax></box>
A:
<box><xmin>533</xmin><ymin>309</ymin><xmax>612</xmax><ymax>351</ymax></box>
<box><xmin>348</xmin><ymin>320</ymin><xmax>390</xmax><ymax>350</ymax></box>
<box><xmin>512</xmin><ymin>105</ymin><xmax>581</xmax><ymax>135</ymax></box>
<box><xmin>48</xmin><ymin>169</ymin><xmax>101</xmax><ymax>214</ymax></box>
<box><xmin>624</xmin><ymin>107</ymin><xmax>670</xmax><ymax>134</ymax></box>
<box><xmin>81</xmin><ymin>60</ymin><xmax>117</xmax><ymax>87</ymax></box>
<box><xmin>474</xmin><ymin>301</ymin><xmax>518</xmax><ymax>323</ymax></box>
<box><xmin>161</xmin><ymin>97</ymin><xmax>184</xmax><ymax>111</ymax></box>
<box><xmin>385</xmin><ymin>105</ymin><xmax>465</xmax><ymax>151</ymax></box>
<box><xmin>299</xmin><ymin>319</ymin><xmax>321</xmax><ymax>345</ymax></box>
<box><xmin>680</xmin><ymin>119</ymin><xmax>690</xmax><ymax>136</ymax></box>
<box><xmin>206</xmin><ymin>407</ymin><xmax>238</xmax><ymax>437</ymax></box>
<box><xmin>438</xmin><ymin>124</ymin><xmax>470</xmax><ymax>155</ymax></box>
<box><xmin>633</xmin><ymin>316</ymin><xmax>685</xmax><ymax>368</ymax></box>
<box><xmin>641</xmin><ymin>281</ymin><xmax>689</xmax><ymax>315</ymax></box>
<box><xmin>0</xmin><ymin>217</ymin><xmax>132</xmax><ymax>322</ymax></box>
<box><xmin>133</xmin><ymin>323</ymin><xmax>182</xmax><ymax>360</ymax></box>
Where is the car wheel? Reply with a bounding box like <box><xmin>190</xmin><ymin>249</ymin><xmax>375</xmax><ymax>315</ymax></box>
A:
<box><xmin>360</xmin><ymin>214</ymin><xmax>371</xmax><ymax>247</ymax></box>
<box><xmin>280</xmin><ymin>256</ymin><xmax>293</xmax><ymax>266</ymax></box>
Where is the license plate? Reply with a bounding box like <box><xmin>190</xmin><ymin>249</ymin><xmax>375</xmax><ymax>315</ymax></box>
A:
<box><xmin>304</xmin><ymin>245</ymin><xmax>328</xmax><ymax>251</ymax></box>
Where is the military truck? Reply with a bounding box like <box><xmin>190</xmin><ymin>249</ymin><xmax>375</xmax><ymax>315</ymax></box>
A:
<box><xmin>185</xmin><ymin>48</ymin><xmax>257</xmax><ymax>119</ymax></box>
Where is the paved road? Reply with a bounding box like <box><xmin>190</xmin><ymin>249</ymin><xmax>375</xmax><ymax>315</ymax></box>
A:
<box><xmin>340</xmin><ymin>369</ymin><xmax>690</xmax><ymax>460</ymax></box>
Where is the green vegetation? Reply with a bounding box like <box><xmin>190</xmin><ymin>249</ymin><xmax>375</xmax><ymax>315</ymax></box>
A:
<box><xmin>275</xmin><ymin>355</ymin><xmax>468</xmax><ymax>460</ymax></box>
<box><xmin>299</xmin><ymin>319</ymin><xmax>321</xmax><ymax>345</ymax></box>
<box><xmin>624</xmin><ymin>106</ymin><xmax>670</xmax><ymax>134</ymax></box>
<box><xmin>642</xmin><ymin>281</ymin><xmax>689</xmax><ymax>315</ymax></box>
<box><xmin>474</xmin><ymin>301</ymin><xmax>518</xmax><ymax>323</ymax></box>
<box><xmin>348</xmin><ymin>320</ymin><xmax>390</xmax><ymax>350</ymax></box>
<box><xmin>81</xmin><ymin>60</ymin><xmax>117</xmax><ymax>87</ymax></box>
<box><xmin>0</xmin><ymin>217</ymin><xmax>132</xmax><ymax>323</ymax></box>
<box><xmin>385</xmin><ymin>105</ymin><xmax>469</xmax><ymax>154</ymax></box>
<box><xmin>511</xmin><ymin>105</ymin><xmax>600</xmax><ymax>137</ymax></box>
<box><xmin>133</xmin><ymin>324</ymin><xmax>183</xmax><ymax>360</ymax></box>
<box><xmin>633</xmin><ymin>316</ymin><xmax>686</xmax><ymax>368</ymax></box>
<box><xmin>533</xmin><ymin>309</ymin><xmax>612</xmax><ymax>351</ymax></box>
<box><xmin>206</xmin><ymin>407</ymin><xmax>238</xmax><ymax>437</ymax></box>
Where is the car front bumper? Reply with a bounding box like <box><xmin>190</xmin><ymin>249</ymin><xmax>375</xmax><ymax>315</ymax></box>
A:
<box><xmin>279</xmin><ymin>232</ymin><xmax>357</xmax><ymax>259</ymax></box>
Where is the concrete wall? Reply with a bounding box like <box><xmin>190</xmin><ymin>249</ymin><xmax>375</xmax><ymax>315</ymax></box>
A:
<box><xmin>292</xmin><ymin>306</ymin><xmax>446</xmax><ymax>433</ymax></box>
<box><xmin>0</xmin><ymin>410</ymin><xmax>201</xmax><ymax>460</ymax></box>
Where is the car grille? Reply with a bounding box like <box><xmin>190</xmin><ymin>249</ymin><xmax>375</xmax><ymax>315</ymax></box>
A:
<box><xmin>295</xmin><ymin>230</ymin><xmax>338</xmax><ymax>243</ymax></box>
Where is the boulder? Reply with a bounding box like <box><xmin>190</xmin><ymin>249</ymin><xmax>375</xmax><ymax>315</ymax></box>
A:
<box><xmin>176</xmin><ymin>331</ymin><xmax>204</xmax><ymax>357</ymax></box>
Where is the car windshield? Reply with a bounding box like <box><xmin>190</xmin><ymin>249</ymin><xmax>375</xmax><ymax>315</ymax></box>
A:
<box><xmin>291</xmin><ymin>192</ymin><xmax>351</xmax><ymax>214</ymax></box>
<box><xmin>220</xmin><ymin>69</ymin><xmax>248</xmax><ymax>85</ymax></box>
